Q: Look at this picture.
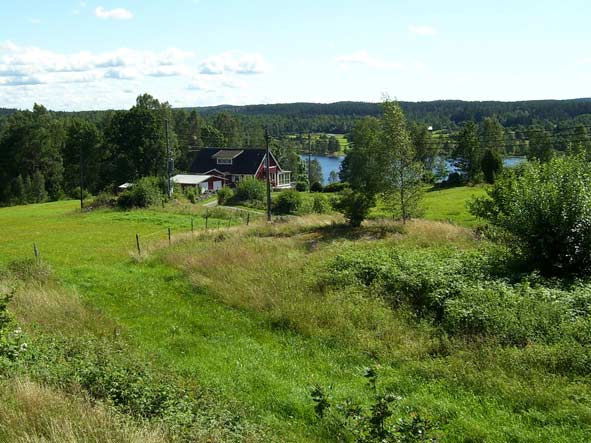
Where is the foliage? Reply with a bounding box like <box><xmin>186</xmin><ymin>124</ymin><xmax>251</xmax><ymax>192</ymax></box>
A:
<box><xmin>480</xmin><ymin>149</ymin><xmax>503</xmax><ymax>183</ymax></box>
<box><xmin>0</xmin><ymin>289</ymin><xmax>26</xmax><ymax>365</ymax></box>
<box><xmin>217</xmin><ymin>186</ymin><xmax>234</xmax><ymax>205</ymax></box>
<box><xmin>295</xmin><ymin>181</ymin><xmax>309</xmax><ymax>192</ymax></box>
<box><xmin>310</xmin><ymin>181</ymin><xmax>323</xmax><ymax>192</ymax></box>
<box><xmin>273</xmin><ymin>190</ymin><xmax>302</xmax><ymax>214</ymax></box>
<box><xmin>311</xmin><ymin>369</ymin><xmax>436</xmax><ymax>442</ymax></box>
<box><xmin>334</xmin><ymin>189</ymin><xmax>374</xmax><ymax>227</ymax></box>
<box><xmin>117</xmin><ymin>177</ymin><xmax>164</xmax><ymax>209</ymax></box>
<box><xmin>453</xmin><ymin>121</ymin><xmax>481</xmax><ymax>182</ymax></box>
<box><xmin>312</xmin><ymin>194</ymin><xmax>331</xmax><ymax>214</ymax></box>
<box><xmin>470</xmin><ymin>156</ymin><xmax>591</xmax><ymax>275</ymax></box>
<box><xmin>234</xmin><ymin>177</ymin><xmax>266</xmax><ymax>204</ymax></box>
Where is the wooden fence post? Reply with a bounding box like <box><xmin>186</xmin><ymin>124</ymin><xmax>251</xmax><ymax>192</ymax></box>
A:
<box><xmin>168</xmin><ymin>227</ymin><xmax>172</xmax><ymax>246</ymax></box>
<box><xmin>247</xmin><ymin>212</ymin><xmax>250</xmax><ymax>226</ymax></box>
<box><xmin>191</xmin><ymin>217</ymin><xmax>194</xmax><ymax>234</ymax></box>
<box><xmin>33</xmin><ymin>242</ymin><xmax>39</xmax><ymax>259</ymax></box>
<box><xmin>136</xmin><ymin>234</ymin><xmax>141</xmax><ymax>256</ymax></box>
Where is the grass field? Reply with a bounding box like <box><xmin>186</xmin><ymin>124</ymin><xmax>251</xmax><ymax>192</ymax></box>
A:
<box><xmin>371</xmin><ymin>185</ymin><xmax>487</xmax><ymax>226</ymax></box>
<box><xmin>2</xmin><ymin>189</ymin><xmax>591</xmax><ymax>442</ymax></box>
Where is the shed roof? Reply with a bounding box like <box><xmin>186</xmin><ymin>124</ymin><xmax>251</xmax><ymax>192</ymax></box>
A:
<box><xmin>171</xmin><ymin>174</ymin><xmax>212</xmax><ymax>185</ymax></box>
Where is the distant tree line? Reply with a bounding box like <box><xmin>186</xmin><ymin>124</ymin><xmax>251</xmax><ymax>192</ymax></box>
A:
<box><xmin>2</xmin><ymin>96</ymin><xmax>591</xmax><ymax>206</ymax></box>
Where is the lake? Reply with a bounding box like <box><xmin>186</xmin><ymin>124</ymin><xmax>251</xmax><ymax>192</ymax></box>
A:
<box><xmin>300</xmin><ymin>154</ymin><xmax>526</xmax><ymax>184</ymax></box>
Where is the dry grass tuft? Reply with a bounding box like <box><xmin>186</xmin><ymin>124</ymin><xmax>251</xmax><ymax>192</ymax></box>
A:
<box><xmin>10</xmin><ymin>283</ymin><xmax>117</xmax><ymax>336</ymax></box>
<box><xmin>0</xmin><ymin>378</ymin><xmax>166</xmax><ymax>443</ymax></box>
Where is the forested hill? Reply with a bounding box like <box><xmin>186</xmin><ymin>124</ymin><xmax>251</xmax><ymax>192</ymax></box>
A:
<box><xmin>187</xmin><ymin>98</ymin><xmax>591</xmax><ymax>132</ymax></box>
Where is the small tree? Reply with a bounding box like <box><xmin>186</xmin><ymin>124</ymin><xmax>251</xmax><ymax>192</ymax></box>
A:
<box><xmin>480</xmin><ymin>149</ymin><xmax>503</xmax><ymax>184</ymax></box>
<box><xmin>470</xmin><ymin>155</ymin><xmax>591</xmax><ymax>275</ymax></box>
<box><xmin>454</xmin><ymin>121</ymin><xmax>481</xmax><ymax>182</ymax></box>
<box><xmin>31</xmin><ymin>170</ymin><xmax>47</xmax><ymax>203</ymax></box>
<box><xmin>334</xmin><ymin>189</ymin><xmax>374</xmax><ymax>227</ymax></box>
<box><xmin>380</xmin><ymin>100</ymin><xmax>425</xmax><ymax>223</ymax></box>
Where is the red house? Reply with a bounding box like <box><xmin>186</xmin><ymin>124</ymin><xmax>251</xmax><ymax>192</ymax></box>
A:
<box><xmin>189</xmin><ymin>148</ymin><xmax>292</xmax><ymax>189</ymax></box>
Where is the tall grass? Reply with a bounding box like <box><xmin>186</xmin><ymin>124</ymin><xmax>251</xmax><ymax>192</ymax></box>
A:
<box><xmin>0</xmin><ymin>378</ymin><xmax>166</xmax><ymax>443</ymax></box>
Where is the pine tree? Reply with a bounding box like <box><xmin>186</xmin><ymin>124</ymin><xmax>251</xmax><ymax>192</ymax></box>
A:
<box><xmin>31</xmin><ymin>170</ymin><xmax>47</xmax><ymax>203</ymax></box>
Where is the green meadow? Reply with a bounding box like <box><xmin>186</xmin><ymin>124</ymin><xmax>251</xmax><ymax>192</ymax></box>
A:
<box><xmin>1</xmin><ymin>187</ymin><xmax>590</xmax><ymax>442</ymax></box>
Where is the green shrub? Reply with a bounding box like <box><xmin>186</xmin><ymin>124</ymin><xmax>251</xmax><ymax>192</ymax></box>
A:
<box><xmin>184</xmin><ymin>187</ymin><xmax>198</xmax><ymax>203</ymax></box>
<box><xmin>217</xmin><ymin>187</ymin><xmax>234</xmax><ymax>205</ymax></box>
<box><xmin>323</xmin><ymin>182</ymin><xmax>347</xmax><ymax>193</ymax></box>
<box><xmin>273</xmin><ymin>190</ymin><xmax>302</xmax><ymax>214</ymax></box>
<box><xmin>90</xmin><ymin>192</ymin><xmax>116</xmax><ymax>208</ymax></box>
<box><xmin>312</xmin><ymin>194</ymin><xmax>331</xmax><ymax>214</ymax></box>
<box><xmin>234</xmin><ymin>177</ymin><xmax>265</xmax><ymax>203</ymax></box>
<box><xmin>470</xmin><ymin>156</ymin><xmax>591</xmax><ymax>276</ymax></box>
<box><xmin>333</xmin><ymin>189</ymin><xmax>374</xmax><ymax>227</ymax></box>
<box><xmin>117</xmin><ymin>177</ymin><xmax>163</xmax><ymax>209</ymax></box>
<box><xmin>68</xmin><ymin>186</ymin><xmax>92</xmax><ymax>201</ymax></box>
<box><xmin>323</xmin><ymin>245</ymin><xmax>591</xmax><ymax>350</ymax></box>
<box><xmin>310</xmin><ymin>181</ymin><xmax>323</xmax><ymax>192</ymax></box>
<box><xmin>0</xmin><ymin>289</ymin><xmax>26</xmax><ymax>365</ymax></box>
<box><xmin>295</xmin><ymin>181</ymin><xmax>309</xmax><ymax>192</ymax></box>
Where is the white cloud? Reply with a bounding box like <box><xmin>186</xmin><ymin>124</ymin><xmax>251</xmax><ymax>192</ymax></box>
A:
<box><xmin>199</xmin><ymin>51</ymin><xmax>271</xmax><ymax>75</ymax></box>
<box><xmin>94</xmin><ymin>6</ymin><xmax>133</xmax><ymax>20</ymax></box>
<box><xmin>335</xmin><ymin>51</ymin><xmax>403</xmax><ymax>70</ymax></box>
<box><xmin>28</xmin><ymin>18</ymin><xmax>42</xmax><ymax>25</ymax></box>
<box><xmin>0</xmin><ymin>42</ymin><xmax>195</xmax><ymax>84</ymax></box>
<box><xmin>408</xmin><ymin>25</ymin><xmax>437</xmax><ymax>36</ymax></box>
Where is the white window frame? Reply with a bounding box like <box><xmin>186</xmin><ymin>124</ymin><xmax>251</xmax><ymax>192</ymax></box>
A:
<box><xmin>217</xmin><ymin>158</ymin><xmax>232</xmax><ymax>165</ymax></box>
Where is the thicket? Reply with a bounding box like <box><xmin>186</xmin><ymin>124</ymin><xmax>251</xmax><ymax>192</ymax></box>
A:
<box><xmin>117</xmin><ymin>177</ymin><xmax>164</xmax><ymax>209</ymax></box>
<box><xmin>322</xmin><ymin>245</ymin><xmax>591</xmax><ymax>375</ymax></box>
<box><xmin>471</xmin><ymin>155</ymin><xmax>591</xmax><ymax>276</ymax></box>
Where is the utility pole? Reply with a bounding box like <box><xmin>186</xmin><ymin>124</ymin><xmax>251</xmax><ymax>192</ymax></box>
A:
<box><xmin>79</xmin><ymin>143</ymin><xmax>84</xmax><ymax>211</ymax></box>
<box><xmin>308</xmin><ymin>133</ymin><xmax>312</xmax><ymax>192</ymax></box>
<box><xmin>265</xmin><ymin>128</ymin><xmax>272</xmax><ymax>222</ymax></box>
<box><xmin>165</xmin><ymin>119</ymin><xmax>172</xmax><ymax>198</ymax></box>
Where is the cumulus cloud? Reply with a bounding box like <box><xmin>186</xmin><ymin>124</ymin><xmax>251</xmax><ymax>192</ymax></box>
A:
<box><xmin>199</xmin><ymin>51</ymin><xmax>271</xmax><ymax>75</ymax></box>
<box><xmin>0</xmin><ymin>42</ymin><xmax>195</xmax><ymax>86</ymax></box>
<box><xmin>408</xmin><ymin>25</ymin><xmax>437</xmax><ymax>36</ymax></box>
<box><xmin>335</xmin><ymin>51</ymin><xmax>403</xmax><ymax>70</ymax></box>
<box><xmin>0</xmin><ymin>42</ymin><xmax>264</xmax><ymax>110</ymax></box>
<box><xmin>94</xmin><ymin>6</ymin><xmax>133</xmax><ymax>20</ymax></box>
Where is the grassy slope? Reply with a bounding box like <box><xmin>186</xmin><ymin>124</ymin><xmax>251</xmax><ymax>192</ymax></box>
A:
<box><xmin>371</xmin><ymin>186</ymin><xmax>487</xmax><ymax>227</ymax></box>
<box><xmin>1</xmin><ymin>190</ymin><xmax>589</xmax><ymax>442</ymax></box>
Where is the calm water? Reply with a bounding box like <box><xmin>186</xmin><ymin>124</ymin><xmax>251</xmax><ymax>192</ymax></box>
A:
<box><xmin>300</xmin><ymin>154</ymin><xmax>526</xmax><ymax>184</ymax></box>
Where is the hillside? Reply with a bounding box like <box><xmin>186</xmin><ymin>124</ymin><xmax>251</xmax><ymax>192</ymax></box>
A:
<box><xmin>1</xmin><ymin>189</ymin><xmax>591</xmax><ymax>442</ymax></box>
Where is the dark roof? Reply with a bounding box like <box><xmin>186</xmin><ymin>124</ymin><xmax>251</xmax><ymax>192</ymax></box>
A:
<box><xmin>189</xmin><ymin>148</ymin><xmax>275</xmax><ymax>175</ymax></box>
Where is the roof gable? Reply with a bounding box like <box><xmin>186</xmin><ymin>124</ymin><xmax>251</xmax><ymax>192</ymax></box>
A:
<box><xmin>190</xmin><ymin>148</ymin><xmax>279</xmax><ymax>175</ymax></box>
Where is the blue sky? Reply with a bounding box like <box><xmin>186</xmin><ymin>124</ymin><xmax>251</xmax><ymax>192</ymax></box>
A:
<box><xmin>1</xmin><ymin>0</ymin><xmax>590</xmax><ymax>110</ymax></box>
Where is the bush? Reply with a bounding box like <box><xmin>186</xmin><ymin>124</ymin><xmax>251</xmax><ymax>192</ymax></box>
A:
<box><xmin>234</xmin><ymin>177</ymin><xmax>265</xmax><ymax>203</ymax></box>
<box><xmin>312</xmin><ymin>194</ymin><xmax>331</xmax><ymax>214</ymax></box>
<box><xmin>68</xmin><ymin>186</ymin><xmax>92</xmax><ymax>201</ymax></box>
<box><xmin>295</xmin><ymin>181</ymin><xmax>309</xmax><ymax>192</ymax></box>
<box><xmin>184</xmin><ymin>187</ymin><xmax>198</xmax><ymax>203</ymax></box>
<box><xmin>273</xmin><ymin>190</ymin><xmax>302</xmax><ymax>215</ymax></box>
<box><xmin>117</xmin><ymin>177</ymin><xmax>163</xmax><ymax>209</ymax></box>
<box><xmin>90</xmin><ymin>192</ymin><xmax>116</xmax><ymax>208</ymax></box>
<box><xmin>310</xmin><ymin>181</ymin><xmax>323</xmax><ymax>192</ymax></box>
<box><xmin>217</xmin><ymin>187</ymin><xmax>234</xmax><ymax>205</ymax></box>
<box><xmin>470</xmin><ymin>156</ymin><xmax>591</xmax><ymax>276</ymax></box>
<box><xmin>333</xmin><ymin>189</ymin><xmax>374</xmax><ymax>227</ymax></box>
<box><xmin>323</xmin><ymin>182</ymin><xmax>348</xmax><ymax>193</ymax></box>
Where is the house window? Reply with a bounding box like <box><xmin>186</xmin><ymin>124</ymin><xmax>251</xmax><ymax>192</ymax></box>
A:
<box><xmin>278</xmin><ymin>172</ymin><xmax>291</xmax><ymax>186</ymax></box>
<box><xmin>233</xmin><ymin>175</ymin><xmax>241</xmax><ymax>182</ymax></box>
<box><xmin>217</xmin><ymin>158</ymin><xmax>232</xmax><ymax>165</ymax></box>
